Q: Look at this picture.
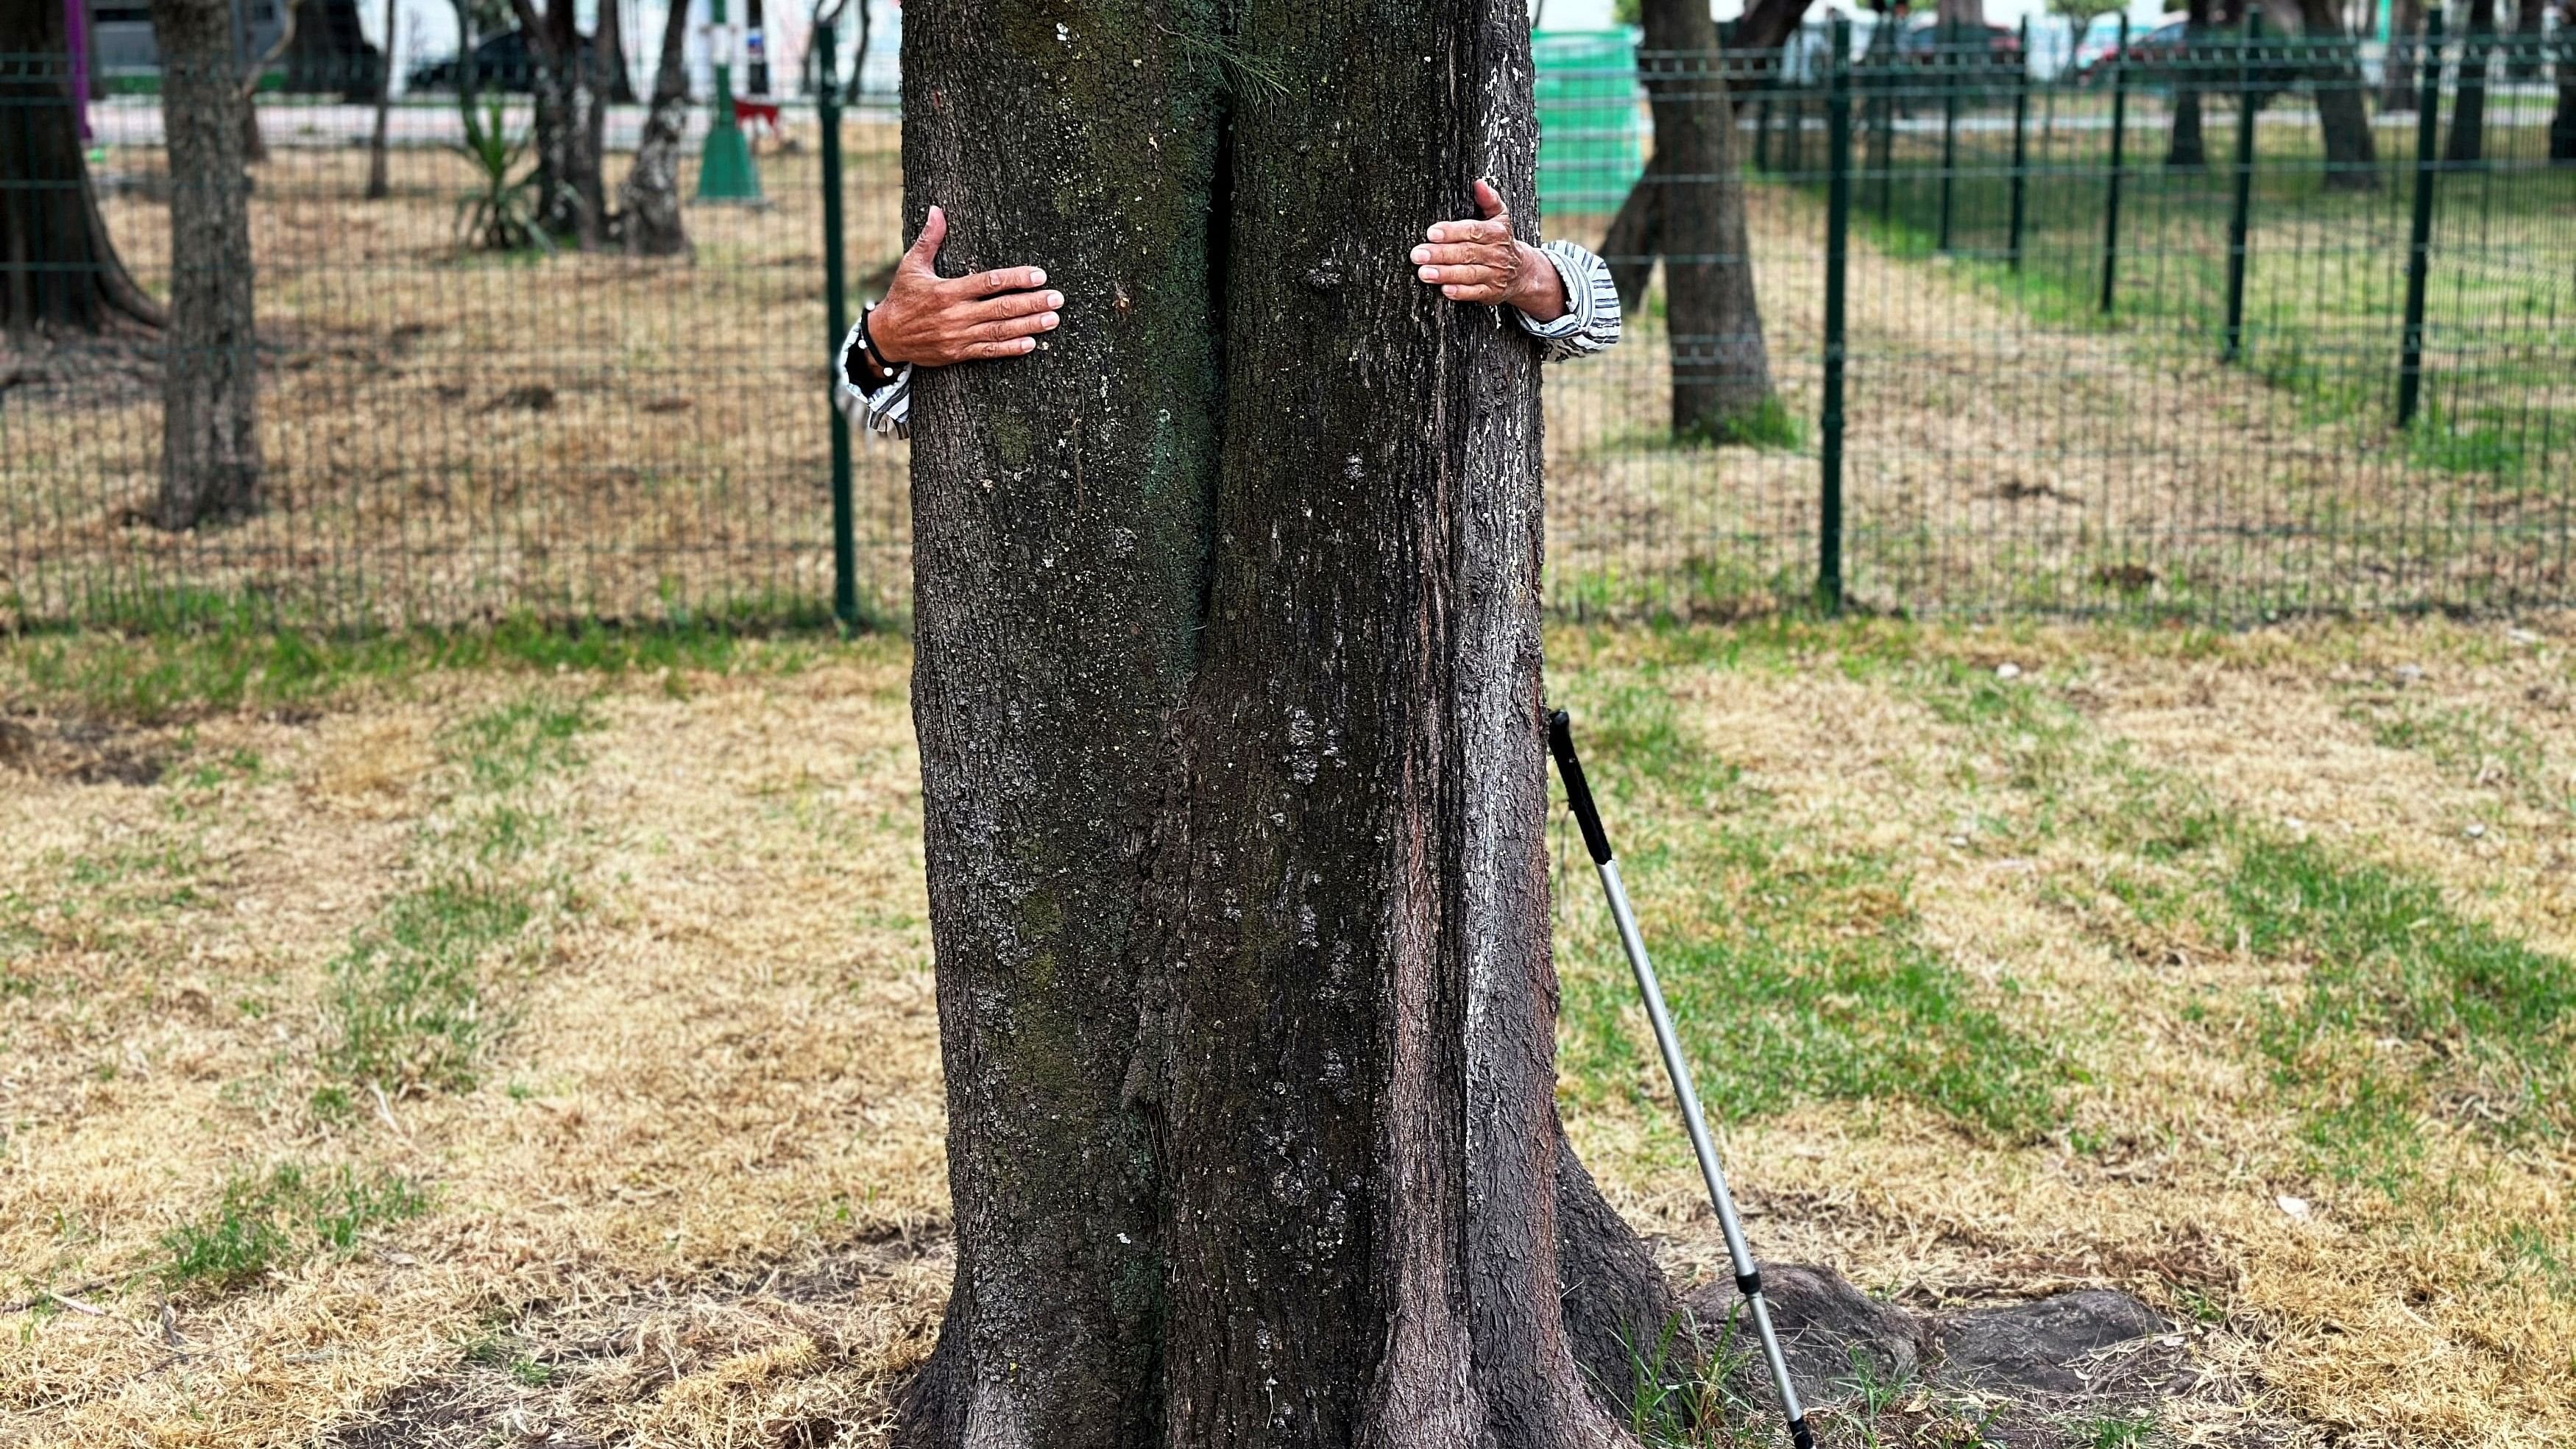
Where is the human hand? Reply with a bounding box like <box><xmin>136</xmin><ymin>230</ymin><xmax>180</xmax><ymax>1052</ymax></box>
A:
<box><xmin>866</xmin><ymin>206</ymin><xmax>1064</xmax><ymax>368</ymax></box>
<box><xmin>1409</xmin><ymin>179</ymin><xmax>1568</xmax><ymax>323</ymax></box>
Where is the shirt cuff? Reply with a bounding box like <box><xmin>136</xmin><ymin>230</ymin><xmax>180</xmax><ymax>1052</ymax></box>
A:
<box><xmin>1512</xmin><ymin>245</ymin><xmax>1592</xmax><ymax>344</ymax></box>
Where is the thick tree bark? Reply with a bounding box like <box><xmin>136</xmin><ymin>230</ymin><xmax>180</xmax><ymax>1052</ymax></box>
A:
<box><xmin>894</xmin><ymin>2</ymin><xmax>1680</xmax><ymax>1445</ymax></box>
<box><xmin>2555</xmin><ymin>0</ymin><xmax>2576</xmax><ymax>164</ymax></box>
<box><xmin>149</xmin><ymin>0</ymin><xmax>262</xmax><ymax>528</ymax></box>
<box><xmin>0</xmin><ymin>4</ymin><xmax>166</xmax><ymax>331</ymax></box>
<box><xmin>1626</xmin><ymin>0</ymin><xmax>1774</xmax><ymax>439</ymax></box>
<box><xmin>2379</xmin><ymin>0</ymin><xmax>2420</xmax><ymax>112</ymax></box>
<box><xmin>2292</xmin><ymin>0</ymin><xmax>2378</xmax><ymax>189</ymax></box>
<box><xmin>2168</xmin><ymin>0</ymin><xmax>2212</xmax><ymax>169</ymax></box>
<box><xmin>617</xmin><ymin>0</ymin><xmax>693</xmax><ymax>256</ymax></box>
<box><xmin>2447</xmin><ymin>0</ymin><xmax>2497</xmax><ymax>164</ymax></box>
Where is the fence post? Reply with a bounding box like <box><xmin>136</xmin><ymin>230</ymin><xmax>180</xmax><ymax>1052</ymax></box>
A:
<box><xmin>1757</xmin><ymin>93</ymin><xmax>1774</xmax><ymax>171</ymax></box>
<box><xmin>2222</xmin><ymin>10</ymin><xmax>2259</xmax><ymax>364</ymax></box>
<box><xmin>1937</xmin><ymin>19</ymin><xmax>1959</xmax><ymax>251</ymax></box>
<box><xmin>2397</xmin><ymin>11</ymin><xmax>2445</xmax><ymax>429</ymax></box>
<box><xmin>1822</xmin><ymin>16</ymin><xmax>1852</xmax><ymax>616</ymax></box>
<box><xmin>2100</xmin><ymin>14</ymin><xmax>2129</xmax><ymax>311</ymax></box>
<box><xmin>818</xmin><ymin>18</ymin><xmax>858</xmax><ymax>631</ymax></box>
<box><xmin>2007</xmin><ymin>16</ymin><xmax>2030</xmax><ymax>269</ymax></box>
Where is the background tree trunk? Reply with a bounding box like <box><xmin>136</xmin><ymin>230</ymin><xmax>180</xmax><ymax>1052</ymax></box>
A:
<box><xmin>2293</xmin><ymin>0</ymin><xmax>2379</xmax><ymax>189</ymax></box>
<box><xmin>366</xmin><ymin>0</ymin><xmax>397</xmax><ymax>198</ymax></box>
<box><xmin>618</xmin><ymin>0</ymin><xmax>693</xmax><ymax>255</ymax></box>
<box><xmin>2379</xmin><ymin>0</ymin><xmax>2420</xmax><ymax>111</ymax></box>
<box><xmin>514</xmin><ymin>0</ymin><xmax>604</xmax><ymax>244</ymax></box>
<box><xmin>1626</xmin><ymin>0</ymin><xmax>1774</xmax><ymax>439</ymax></box>
<box><xmin>2169</xmin><ymin>0</ymin><xmax>2213</xmax><ymax>167</ymax></box>
<box><xmin>0</xmin><ymin>1</ymin><xmax>166</xmax><ymax>331</ymax></box>
<box><xmin>148</xmin><ymin>0</ymin><xmax>262</xmax><ymax>528</ymax></box>
<box><xmin>2508</xmin><ymin>0</ymin><xmax>2544</xmax><ymax>79</ymax></box>
<box><xmin>2446</xmin><ymin>0</ymin><xmax>2497</xmax><ymax>163</ymax></box>
<box><xmin>894</xmin><ymin>1</ymin><xmax>1680</xmax><ymax>1445</ymax></box>
<box><xmin>2555</xmin><ymin>0</ymin><xmax>2576</xmax><ymax>163</ymax></box>
<box><xmin>595</xmin><ymin>0</ymin><xmax>638</xmax><ymax>102</ymax></box>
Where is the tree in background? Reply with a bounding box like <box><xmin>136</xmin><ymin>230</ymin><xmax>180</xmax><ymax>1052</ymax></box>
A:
<box><xmin>2508</xmin><ymin>0</ymin><xmax>2546</xmax><ymax>79</ymax></box>
<box><xmin>512</xmin><ymin>0</ymin><xmax>608</xmax><ymax>244</ymax></box>
<box><xmin>617</xmin><ymin>0</ymin><xmax>696</xmax><ymax>255</ymax></box>
<box><xmin>2168</xmin><ymin>0</ymin><xmax>2215</xmax><ymax>168</ymax></box>
<box><xmin>2290</xmin><ymin>0</ymin><xmax>2379</xmax><ymax>189</ymax></box>
<box><xmin>893</xmin><ymin>0</ymin><xmax>1694</xmax><ymax>1440</ymax></box>
<box><xmin>2553</xmin><ymin>0</ymin><xmax>2576</xmax><ymax>163</ymax></box>
<box><xmin>147</xmin><ymin>0</ymin><xmax>263</xmax><ymax>528</ymax></box>
<box><xmin>2379</xmin><ymin>0</ymin><xmax>2420</xmax><ymax>111</ymax></box>
<box><xmin>0</xmin><ymin>1</ymin><xmax>166</xmax><ymax>333</ymax></box>
<box><xmin>1599</xmin><ymin>0</ymin><xmax>1776</xmax><ymax>442</ymax></box>
<box><xmin>2446</xmin><ymin>0</ymin><xmax>2497</xmax><ymax>163</ymax></box>
<box><xmin>595</xmin><ymin>0</ymin><xmax>640</xmax><ymax>102</ymax></box>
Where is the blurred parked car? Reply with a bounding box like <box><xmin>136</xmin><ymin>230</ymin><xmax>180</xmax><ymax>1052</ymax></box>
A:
<box><xmin>406</xmin><ymin>30</ymin><xmax>587</xmax><ymax>93</ymax></box>
<box><xmin>1896</xmin><ymin>18</ymin><xmax>2025</xmax><ymax>71</ymax></box>
<box><xmin>2073</xmin><ymin>14</ymin><xmax>2190</xmax><ymax>83</ymax></box>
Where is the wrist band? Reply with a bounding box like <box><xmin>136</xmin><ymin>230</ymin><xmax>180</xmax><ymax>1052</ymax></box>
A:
<box><xmin>857</xmin><ymin>305</ymin><xmax>896</xmax><ymax>383</ymax></box>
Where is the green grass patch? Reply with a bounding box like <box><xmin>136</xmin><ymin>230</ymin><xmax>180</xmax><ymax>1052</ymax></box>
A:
<box><xmin>1554</xmin><ymin>672</ymin><xmax>2067</xmax><ymax>1141</ymax></box>
<box><xmin>2</xmin><ymin>600</ymin><xmax>839</xmax><ymax>725</ymax></box>
<box><xmin>160</xmin><ymin>1161</ymin><xmax>428</xmax><ymax>1296</ymax></box>
<box><xmin>2231</xmin><ymin>837</ymin><xmax>2576</xmax><ymax>1145</ymax></box>
<box><xmin>328</xmin><ymin>880</ymin><xmax>539</xmax><ymax>1094</ymax></box>
<box><xmin>322</xmin><ymin>692</ymin><xmax>599</xmax><ymax>1096</ymax></box>
<box><xmin>2344</xmin><ymin>696</ymin><xmax>2561</xmax><ymax>814</ymax></box>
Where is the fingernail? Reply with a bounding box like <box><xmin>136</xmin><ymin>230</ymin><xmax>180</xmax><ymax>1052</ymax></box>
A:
<box><xmin>1047</xmin><ymin>291</ymin><xmax>1064</xmax><ymax>308</ymax></box>
<box><xmin>1411</xmin><ymin>247</ymin><xmax>1429</xmax><ymax>263</ymax></box>
<box><xmin>1422</xmin><ymin>268</ymin><xmax>1439</xmax><ymax>282</ymax></box>
<box><xmin>1031</xmin><ymin>269</ymin><xmax>1047</xmax><ymax>285</ymax></box>
<box><xmin>1042</xmin><ymin>313</ymin><xmax>1060</xmax><ymax>328</ymax></box>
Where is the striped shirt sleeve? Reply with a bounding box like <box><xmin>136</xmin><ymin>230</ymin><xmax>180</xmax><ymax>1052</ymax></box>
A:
<box><xmin>1513</xmin><ymin>238</ymin><xmax>1622</xmax><ymax>361</ymax></box>
<box><xmin>834</xmin><ymin>319</ymin><xmax>912</xmax><ymax>438</ymax></box>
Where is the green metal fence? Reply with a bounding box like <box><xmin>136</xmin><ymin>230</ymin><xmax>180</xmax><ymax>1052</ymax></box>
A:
<box><xmin>4</xmin><ymin>27</ymin><xmax>2573</xmax><ymax>633</ymax></box>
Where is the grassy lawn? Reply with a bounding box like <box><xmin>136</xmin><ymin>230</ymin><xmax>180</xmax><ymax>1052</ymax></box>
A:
<box><xmin>5</xmin><ymin>615</ymin><xmax>2575</xmax><ymax>1445</ymax></box>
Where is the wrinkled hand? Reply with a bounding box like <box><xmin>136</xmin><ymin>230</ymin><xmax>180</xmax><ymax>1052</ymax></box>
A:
<box><xmin>867</xmin><ymin>206</ymin><xmax>1064</xmax><ymax>368</ymax></box>
<box><xmin>1410</xmin><ymin>179</ymin><xmax>1568</xmax><ymax>323</ymax></box>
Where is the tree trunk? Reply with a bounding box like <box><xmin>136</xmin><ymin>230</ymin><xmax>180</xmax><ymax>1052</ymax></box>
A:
<box><xmin>2379</xmin><ymin>0</ymin><xmax>2420</xmax><ymax>112</ymax></box>
<box><xmin>2293</xmin><ymin>0</ymin><xmax>2378</xmax><ymax>189</ymax></box>
<box><xmin>2447</xmin><ymin>0</ymin><xmax>2496</xmax><ymax>164</ymax></box>
<box><xmin>2555</xmin><ymin>0</ymin><xmax>2576</xmax><ymax>164</ymax></box>
<box><xmin>365</xmin><ymin>0</ymin><xmax>397</xmax><ymax>198</ymax></box>
<box><xmin>595</xmin><ymin>0</ymin><xmax>638</xmax><ymax>103</ymax></box>
<box><xmin>516</xmin><ymin>0</ymin><xmax>604</xmax><ymax>244</ymax></box>
<box><xmin>1635</xmin><ymin>0</ymin><xmax>1774</xmax><ymax>439</ymax></box>
<box><xmin>149</xmin><ymin>0</ymin><xmax>262</xmax><ymax>529</ymax></box>
<box><xmin>0</xmin><ymin>1</ymin><xmax>166</xmax><ymax>331</ymax></box>
<box><xmin>2169</xmin><ymin>0</ymin><xmax>2212</xmax><ymax>168</ymax></box>
<box><xmin>893</xmin><ymin>2</ymin><xmax>1681</xmax><ymax>1445</ymax></box>
<box><xmin>618</xmin><ymin>0</ymin><xmax>693</xmax><ymax>256</ymax></box>
<box><xmin>2508</xmin><ymin>0</ymin><xmax>2545</xmax><ymax>79</ymax></box>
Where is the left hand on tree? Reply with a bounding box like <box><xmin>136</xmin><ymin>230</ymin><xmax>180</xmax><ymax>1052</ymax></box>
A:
<box><xmin>1410</xmin><ymin>178</ymin><xmax>1568</xmax><ymax>324</ymax></box>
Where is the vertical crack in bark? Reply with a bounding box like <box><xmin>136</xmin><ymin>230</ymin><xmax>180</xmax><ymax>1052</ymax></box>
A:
<box><xmin>899</xmin><ymin>4</ymin><xmax>1674</xmax><ymax>1445</ymax></box>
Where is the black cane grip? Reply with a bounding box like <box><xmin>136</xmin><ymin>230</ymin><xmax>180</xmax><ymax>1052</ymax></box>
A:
<box><xmin>1546</xmin><ymin>708</ymin><xmax>1615</xmax><ymax>865</ymax></box>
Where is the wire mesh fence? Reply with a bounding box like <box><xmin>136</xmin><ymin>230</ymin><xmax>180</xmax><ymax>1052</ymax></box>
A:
<box><xmin>4</xmin><ymin>21</ymin><xmax>2573</xmax><ymax>632</ymax></box>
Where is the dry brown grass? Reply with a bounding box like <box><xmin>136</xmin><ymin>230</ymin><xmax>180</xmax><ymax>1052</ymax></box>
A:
<box><xmin>1543</xmin><ymin>188</ymin><xmax>2575</xmax><ymax>619</ymax></box>
<box><xmin>7</xmin><ymin>618</ymin><xmax>2576</xmax><ymax>1446</ymax></box>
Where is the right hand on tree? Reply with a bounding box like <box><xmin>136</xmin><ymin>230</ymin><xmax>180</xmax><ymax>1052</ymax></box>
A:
<box><xmin>866</xmin><ymin>206</ymin><xmax>1063</xmax><ymax>368</ymax></box>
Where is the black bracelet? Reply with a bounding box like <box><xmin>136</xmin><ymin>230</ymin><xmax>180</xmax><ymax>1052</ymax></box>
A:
<box><xmin>857</xmin><ymin>305</ymin><xmax>898</xmax><ymax>383</ymax></box>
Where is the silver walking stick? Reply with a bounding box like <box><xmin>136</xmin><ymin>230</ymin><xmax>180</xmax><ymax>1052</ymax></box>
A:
<box><xmin>1549</xmin><ymin>709</ymin><xmax>1814</xmax><ymax>1449</ymax></box>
